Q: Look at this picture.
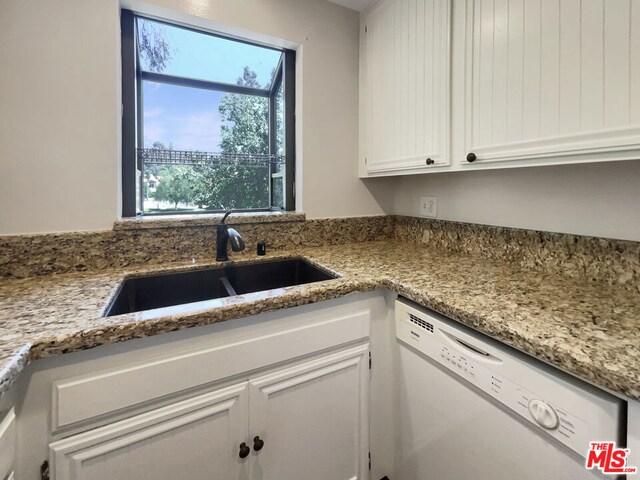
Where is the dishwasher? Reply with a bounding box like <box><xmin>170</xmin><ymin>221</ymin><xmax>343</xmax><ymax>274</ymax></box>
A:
<box><xmin>393</xmin><ymin>298</ymin><xmax>626</xmax><ymax>480</ymax></box>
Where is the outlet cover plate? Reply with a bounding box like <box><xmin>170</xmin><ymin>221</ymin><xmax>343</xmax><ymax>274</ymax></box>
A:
<box><xmin>420</xmin><ymin>196</ymin><xmax>437</xmax><ymax>218</ymax></box>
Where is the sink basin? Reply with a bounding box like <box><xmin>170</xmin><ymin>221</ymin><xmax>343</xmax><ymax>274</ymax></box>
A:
<box><xmin>104</xmin><ymin>258</ymin><xmax>337</xmax><ymax>316</ymax></box>
<box><xmin>224</xmin><ymin>258</ymin><xmax>337</xmax><ymax>295</ymax></box>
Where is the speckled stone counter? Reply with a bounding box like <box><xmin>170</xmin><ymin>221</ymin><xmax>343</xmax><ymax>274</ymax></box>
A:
<box><xmin>0</xmin><ymin>215</ymin><xmax>395</xmax><ymax>278</ymax></box>
<box><xmin>1</xmin><ymin>240</ymin><xmax>639</xmax><ymax>401</ymax></box>
<box><xmin>396</xmin><ymin>216</ymin><xmax>640</xmax><ymax>292</ymax></box>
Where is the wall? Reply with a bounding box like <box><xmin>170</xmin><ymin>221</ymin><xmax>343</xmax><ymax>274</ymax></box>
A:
<box><xmin>394</xmin><ymin>160</ymin><xmax>640</xmax><ymax>242</ymax></box>
<box><xmin>0</xmin><ymin>0</ymin><xmax>392</xmax><ymax>235</ymax></box>
<box><xmin>0</xmin><ymin>0</ymin><xmax>121</xmax><ymax>235</ymax></box>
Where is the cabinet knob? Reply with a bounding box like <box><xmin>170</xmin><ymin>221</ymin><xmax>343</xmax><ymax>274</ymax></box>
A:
<box><xmin>466</xmin><ymin>152</ymin><xmax>477</xmax><ymax>163</ymax></box>
<box><xmin>239</xmin><ymin>442</ymin><xmax>250</xmax><ymax>459</ymax></box>
<box><xmin>426</xmin><ymin>158</ymin><xmax>435</xmax><ymax>165</ymax></box>
<box><xmin>253</xmin><ymin>436</ymin><xmax>265</xmax><ymax>451</ymax></box>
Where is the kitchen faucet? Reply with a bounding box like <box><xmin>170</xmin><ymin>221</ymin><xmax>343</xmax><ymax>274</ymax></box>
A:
<box><xmin>216</xmin><ymin>211</ymin><xmax>245</xmax><ymax>261</ymax></box>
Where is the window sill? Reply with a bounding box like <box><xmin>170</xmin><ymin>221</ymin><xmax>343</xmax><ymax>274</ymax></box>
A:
<box><xmin>114</xmin><ymin>211</ymin><xmax>305</xmax><ymax>231</ymax></box>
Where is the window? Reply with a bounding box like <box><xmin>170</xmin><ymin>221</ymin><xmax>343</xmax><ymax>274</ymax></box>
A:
<box><xmin>121</xmin><ymin>11</ymin><xmax>295</xmax><ymax>216</ymax></box>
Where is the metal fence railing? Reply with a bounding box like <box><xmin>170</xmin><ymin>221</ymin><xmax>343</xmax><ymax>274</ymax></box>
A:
<box><xmin>138</xmin><ymin>148</ymin><xmax>285</xmax><ymax>167</ymax></box>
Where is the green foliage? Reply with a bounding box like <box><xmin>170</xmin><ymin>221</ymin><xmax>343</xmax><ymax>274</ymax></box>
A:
<box><xmin>219</xmin><ymin>96</ymin><xmax>269</xmax><ymax>154</ymax></box>
<box><xmin>274</xmin><ymin>82</ymin><xmax>284</xmax><ymax>156</ymax></box>
<box><xmin>189</xmin><ymin>164</ymin><xmax>270</xmax><ymax>210</ymax></box>
<box><xmin>193</xmin><ymin>67</ymin><xmax>271</xmax><ymax>210</ymax></box>
<box><xmin>137</xmin><ymin>19</ymin><xmax>174</xmax><ymax>72</ymax></box>
<box><xmin>153</xmin><ymin>166</ymin><xmax>199</xmax><ymax>209</ymax></box>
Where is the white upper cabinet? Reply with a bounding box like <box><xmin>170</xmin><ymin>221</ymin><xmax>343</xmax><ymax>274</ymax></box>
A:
<box><xmin>361</xmin><ymin>0</ymin><xmax>451</xmax><ymax>175</ymax></box>
<box><xmin>361</xmin><ymin>0</ymin><xmax>640</xmax><ymax>174</ymax></box>
<box><xmin>463</xmin><ymin>0</ymin><xmax>640</xmax><ymax>167</ymax></box>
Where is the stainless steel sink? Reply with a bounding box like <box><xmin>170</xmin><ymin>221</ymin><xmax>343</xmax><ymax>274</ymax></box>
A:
<box><xmin>104</xmin><ymin>258</ymin><xmax>337</xmax><ymax>316</ymax></box>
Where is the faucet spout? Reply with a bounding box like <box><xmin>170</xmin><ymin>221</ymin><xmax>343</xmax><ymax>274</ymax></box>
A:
<box><xmin>220</xmin><ymin>210</ymin><xmax>233</xmax><ymax>224</ymax></box>
<box><xmin>216</xmin><ymin>211</ymin><xmax>245</xmax><ymax>261</ymax></box>
<box><xmin>227</xmin><ymin>227</ymin><xmax>245</xmax><ymax>252</ymax></box>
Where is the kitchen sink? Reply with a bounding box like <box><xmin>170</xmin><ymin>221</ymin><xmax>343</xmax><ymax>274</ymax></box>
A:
<box><xmin>223</xmin><ymin>258</ymin><xmax>336</xmax><ymax>294</ymax></box>
<box><xmin>104</xmin><ymin>258</ymin><xmax>337</xmax><ymax>316</ymax></box>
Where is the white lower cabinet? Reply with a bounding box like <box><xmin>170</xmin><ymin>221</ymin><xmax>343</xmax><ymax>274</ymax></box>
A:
<box><xmin>49</xmin><ymin>344</ymin><xmax>369</xmax><ymax>480</ymax></box>
<box><xmin>49</xmin><ymin>383</ymin><xmax>250</xmax><ymax>480</ymax></box>
<box><xmin>10</xmin><ymin>294</ymin><xmax>383</xmax><ymax>480</ymax></box>
<box><xmin>0</xmin><ymin>409</ymin><xmax>16</xmax><ymax>480</ymax></box>
<box><xmin>249</xmin><ymin>344</ymin><xmax>369</xmax><ymax>480</ymax></box>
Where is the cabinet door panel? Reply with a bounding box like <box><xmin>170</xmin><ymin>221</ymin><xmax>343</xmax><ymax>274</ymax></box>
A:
<box><xmin>50</xmin><ymin>383</ymin><xmax>249</xmax><ymax>480</ymax></box>
<box><xmin>0</xmin><ymin>409</ymin><xmax>15</xmax><ymax>480</ymax></box>
<box><xmin>464</xmin><ymin>0</ymin><xmax>640</xmax><ymax>166</ymax></box>
<box><xmin>249</xmin><ymin>345</ymin><xmax>369</xmax><ymax>480</ymax></box>
<box><xmin>363</xmin><ymin>0</ymin><xmax>450</xmax><ymax>174</ymax></box>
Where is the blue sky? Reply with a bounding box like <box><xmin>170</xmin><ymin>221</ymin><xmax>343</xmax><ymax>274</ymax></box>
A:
<box><xmin>143</xmin><ymin>82</ymin><xmax>225</xmax><ymax>151</ymax></box>
<box><xmin>139</xmin><ymin>18</ymin><xmax>281</xmax><ymax>151</ymax></box>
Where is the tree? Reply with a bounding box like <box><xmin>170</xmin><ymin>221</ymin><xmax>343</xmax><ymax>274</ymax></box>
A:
<box><xmin>153</xmin><ymin>166</ymin><xmax>199</xmax><ymax>209</ymax></box>
<box><xmin>137</xmin><ymin>19</ymin><xmax>174</xmax><ymax>72</ymax></box>
<box><xmin>219</xmin><ymin>67</ymin><xmax>269</xmax><ymax>154</ymax></box>
<box><xmin>193</xmin><ymin>67</ymin><xmax>271</xmax><ymax>210</ymax></box>
<box><xmin>143</xmin><ymin>142</ymin><xmax>176</xmax><ymax>201</ymax></box>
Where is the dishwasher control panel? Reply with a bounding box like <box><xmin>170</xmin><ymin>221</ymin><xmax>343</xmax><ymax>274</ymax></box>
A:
<box><xmin>395</xmin><ymin>298</ymin><xmax>622</xmax><ymax>458</ymax></box>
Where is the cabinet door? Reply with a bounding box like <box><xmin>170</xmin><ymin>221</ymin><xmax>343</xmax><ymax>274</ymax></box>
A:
<box><xmin>362</xmin><ymin>0</ymin><xmax>450</xmax><ymax>174</ymax></box>
<box><xmin>463</xmin><ymin>0</ymin><xmax>640</xmax><ymax>167</ymax></box>
<box><xmin>0</xmin><ymin>409</ymin><xmax>15</xmax><ymax>480</ymax></box>
<box><xmin>248</xmin><ymin>344</ymin><xmax>370</xmax><ymax>480</ymax></box>
<box><xmin>49</xmin><ymin>383</ymin><xmax>250</xmax><ymax>480</ymax></box>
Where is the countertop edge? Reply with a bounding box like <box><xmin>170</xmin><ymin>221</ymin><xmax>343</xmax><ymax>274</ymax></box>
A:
<box><xmin>0</xmin><ymin>343</ymin><xmax>30</xmax><ymax>395</ymax></box>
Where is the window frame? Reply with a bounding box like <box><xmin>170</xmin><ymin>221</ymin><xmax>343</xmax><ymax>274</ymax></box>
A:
<box><xmin>120</xmin><ymin>10</ymin><xmax>296</xmax><ymax>217</ymax></box>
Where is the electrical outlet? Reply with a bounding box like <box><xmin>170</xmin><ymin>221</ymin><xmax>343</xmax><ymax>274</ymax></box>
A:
<box><xmin>420</xmin><ymin>196</ymin><xmax>437</xmax><ymax>218</ymax></box>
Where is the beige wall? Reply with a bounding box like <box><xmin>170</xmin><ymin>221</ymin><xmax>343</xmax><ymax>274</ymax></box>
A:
<box><xmin>394</xmin><ymin>160</ymin><xmax>640</xmax><ymax>242</ymax></box>
<box><xmin>0</xmin><ymin>0</ymin><xmax>392</xmax><ymax>234</ymax></box>
<box><xmin>0</xmin><ymin>0</ymin><xmax>121</xmax><ymax>234</ymax></box>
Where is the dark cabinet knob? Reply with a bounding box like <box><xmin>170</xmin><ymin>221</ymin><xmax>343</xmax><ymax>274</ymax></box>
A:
<box><xmin>253</xmin><ymin>436</ymin><xmax>265</xmax><ymax>451</ymax></box>
<box><xmin>239</xmin><ymin>442</ymin><xmax>250</xmax><ymax>459</ymax></box>
<box><xmin>466</xmin><ymin>152</ymin><xmax>477</xmax><ymax>163</ymax></box>
<box><xmin>426</xmin><ymin>158</ymin><xmax>435</xmax><ymax>165</ymax></box>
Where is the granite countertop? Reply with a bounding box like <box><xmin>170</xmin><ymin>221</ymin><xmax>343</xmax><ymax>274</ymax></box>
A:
<box><xmin>0</xmin><ymin>240</ymin><xmax>638</xmax><ymax>401</ymax></box>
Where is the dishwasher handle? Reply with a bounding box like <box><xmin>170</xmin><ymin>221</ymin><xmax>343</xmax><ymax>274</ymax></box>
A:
<box><xmin>441</xmin><ymin>330</ymin><xmax>503</xmax><ymax>365</ymax></box>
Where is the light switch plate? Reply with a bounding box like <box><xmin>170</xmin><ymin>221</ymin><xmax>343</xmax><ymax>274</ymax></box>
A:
<box><xmin>420</xmin><ymin>196</ymin><xmax>437</xmax><ymax>218</ymax></box>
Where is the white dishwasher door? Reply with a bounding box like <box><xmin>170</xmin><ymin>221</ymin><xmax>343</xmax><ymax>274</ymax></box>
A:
<box><xmin>393</xmin><ymin>299</ymin><xmax>622</xmax><ymax>480</ymax></box>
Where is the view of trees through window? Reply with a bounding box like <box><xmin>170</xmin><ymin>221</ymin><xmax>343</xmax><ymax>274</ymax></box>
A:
<box><xmin>136</xmin><ymin>18</ymin><xmax>286</xmax><ymax>213</ymax></box>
